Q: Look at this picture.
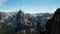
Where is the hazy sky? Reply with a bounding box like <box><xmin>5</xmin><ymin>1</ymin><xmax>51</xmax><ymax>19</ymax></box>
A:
<box><xmin>0</xmin><ymin>0</ymin><xmax>60</xmax><ymax>13</ymax></box>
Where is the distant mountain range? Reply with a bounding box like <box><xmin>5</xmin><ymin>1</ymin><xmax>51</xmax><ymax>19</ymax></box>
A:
<box><xmin>0</xmin><ymin>10</ymin><xmax>53</xmax><ymax>34</ymax></box>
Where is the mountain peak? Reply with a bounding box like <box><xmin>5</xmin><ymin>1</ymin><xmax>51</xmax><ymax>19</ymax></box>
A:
<box><xmin>18</xmin><ymin>10</ymin><xmax>22</xmax><ymax>13</ymax></box>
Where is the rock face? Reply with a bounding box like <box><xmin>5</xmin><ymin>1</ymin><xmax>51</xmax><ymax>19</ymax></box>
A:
<box><xmin>46</xmin><ymin>8</ymin><xmax>60</xmax><ymax>34</ymax></box>
<box><xmin>15</xmin><ymin>10</ymin><xmax>26</xmax><ymax>31</ymax></box>
<box><xmin>15</xmin><ymin>10</ymin><xmax>39</xmax><ymax>34</ymax></box>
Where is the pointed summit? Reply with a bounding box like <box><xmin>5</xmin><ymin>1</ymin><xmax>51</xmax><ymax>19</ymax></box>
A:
<box><xmin>16</xmin><ymin>10</ymin><xmax>25</xmax><ymax>20</ymax></box>
<box><xmin>17</xmin><ymin>10</ymin><xmax>25</xmax><ymax>16</ymax></box>
<box><xmin>18</xmin><ymin>10</ymin><xmax>22</xmax><ymax>13</ymax></box>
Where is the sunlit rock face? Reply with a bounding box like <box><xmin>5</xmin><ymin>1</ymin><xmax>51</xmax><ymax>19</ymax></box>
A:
<box><xmin>0</xmin><ymin>12</ymin><xmax>7</xmax><ymax>22</ymax></box>
<box><xmin>15</xmin><ymin>10</ymin><xmax>38</xmax><ymax>34</ymax></box>
<box><xmin>0</xmin><ymin>12</ymin><xmax>16</xmax><ymax>22</ymax></box>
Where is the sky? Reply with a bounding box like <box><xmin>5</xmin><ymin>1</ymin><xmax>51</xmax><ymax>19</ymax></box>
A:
<box><xmin>0</xmin><ymin>0</ymin><xmax>60</xmax><ymax>13</ymax></box>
